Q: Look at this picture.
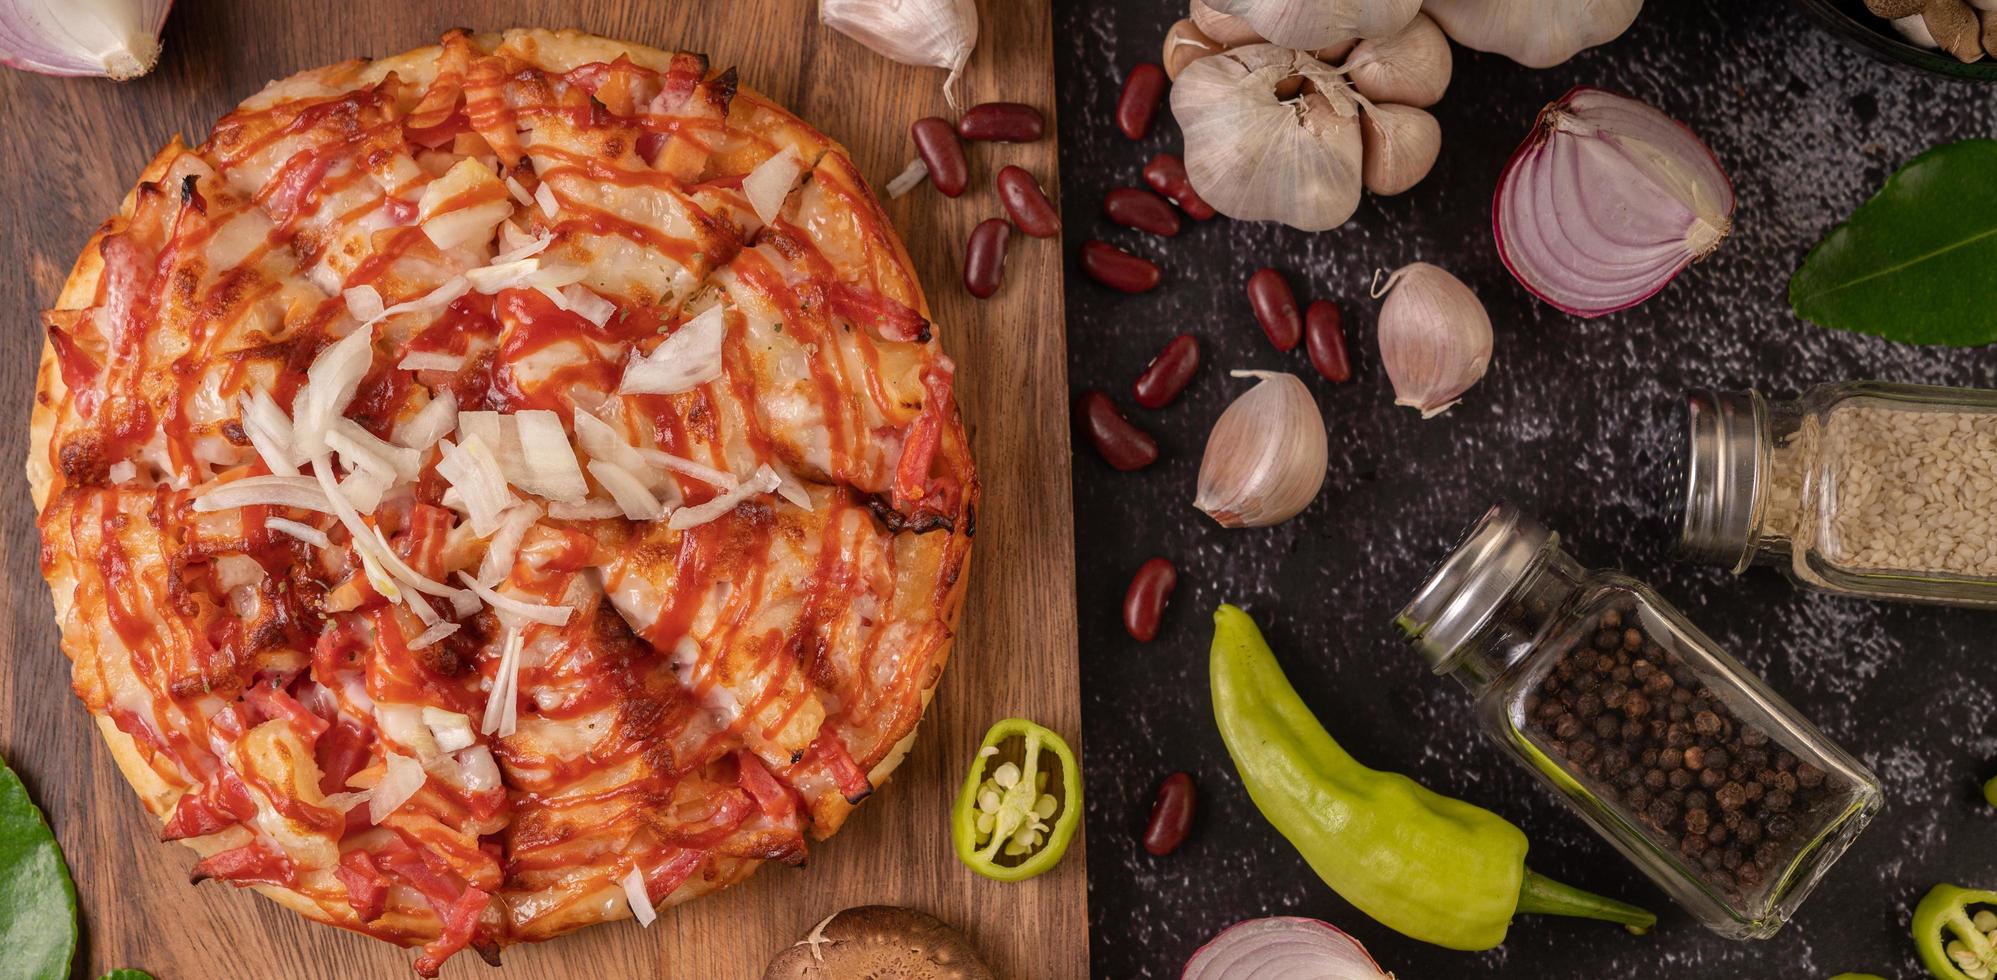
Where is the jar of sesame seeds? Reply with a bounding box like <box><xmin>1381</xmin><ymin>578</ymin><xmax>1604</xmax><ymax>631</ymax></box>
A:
<box><xmin>1674</xmin><ymin>383</ymin><xmax>1997</xmax><ymax>607</ymax></box>
<box><xmin>1397</xmin><ymin>503</ymin><xmax>1881</xmax><ymax>939</ymax></box>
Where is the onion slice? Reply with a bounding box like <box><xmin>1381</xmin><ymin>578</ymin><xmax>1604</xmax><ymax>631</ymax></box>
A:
<box><xmin>620</xmin><ymin>304</ymin><xmax>727</xmax><ymax>395</ymax></box>
<box><xmin>1182</xmin><ymin>917</ymin><xmax>1393</xmax><ymax>980</ymax></box>
<box><xmin>1493</xmin><ymin>86</ymin><xmax>1734</xmax><ymax>318</ymax></box>
<box><xmin>368</xmin><ymin>752</ymin><xmax>427</xmax><ymax>824</ymax></box>
<box><xmin>191</xmin><ymin>475</ymin><xmax>333</xmax><ymax>514</ymax></box>
<box><xmin>621</xmin><ymin>865</ymin><xmax>657</xmax><ymax>927</ymax></box>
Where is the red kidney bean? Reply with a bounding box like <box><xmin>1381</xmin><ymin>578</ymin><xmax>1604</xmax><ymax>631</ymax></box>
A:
<box><xmin>1246</xmin><ymin>267</ymin><xmax>1302</xmax><ymax>352</ymax></box>
<box><xmin>958</xmin><ymin>102</ymin><xmax>1045</xmax><ymax>142</ymax></box>
<box><xmin>1305</xmin><ymin>300</ymin><xmax>1351</xmax><ymax>382</ymax></box>
<box><xmin>1077</xmin><ymin>391</ymin><xmax>1158</xmax><ymax>471</ymax></box>
<box><xmin>1143</xmin><ymin>772</ymin><xmax>1197</xmax><ymax>856</ymax></box>
<box><xmin>1133</xmin><ymin>333</ymin><xmax>1200</xmax><ymax>409</ymax></box>
<box><xmin>1081</xmin><ymin>240</ymin><xmax>1161</xmax><ymax>293</ymax></box>
<box><xmin>963</xmin><ymin>218</ymin><xmax>1011</xmax><ymax>299</ymax></box>
<box><xmin>995</xmin><ymin>166</ymin><xmax>1060</xmax><ymax>238</ymax></box>
<box><xmin>1103</xmin><ymin>187</ymin><xmax>1181</xmax><ymax>238</ymax></box>
<box><xmin>1116</xmin><ymin>62</ymin><xmax>1169</xmax><ymax>141</ymax></box>
<box><xmin>1142</xmin><ymin>153</ymin><xmax>1216</xmax><ymax>220</ymax></box>
<box><xmin>1122</xmin><ymin>557</ymin><xmax>1177</xmax><ymax>642</ymax></box>
<box><xmin>910</xmin><ymin>117</ymin><xmax>968</xmax><ymax>197</ymax></box>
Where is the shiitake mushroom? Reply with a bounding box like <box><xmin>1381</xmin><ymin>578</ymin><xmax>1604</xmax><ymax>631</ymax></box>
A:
<box><xmin>762</xmin><ymin>906</ymin><xmax>993</xmax><ymax>979</ymax></box>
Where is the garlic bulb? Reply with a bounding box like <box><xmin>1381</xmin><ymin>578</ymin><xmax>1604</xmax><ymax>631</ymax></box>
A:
<box><xmin>0</xmin><ymin>0</ymin><xmax>172</xmax><ymax>79</ymax></box>
<box><xmin>1191</xmin><ymin>0</ymin><xmax>1266</xmax><ymax>46</ymax></box>
<box><xmin>1343</xmin><ymin>13</ymin><xmax>1451</xmax><ymax>108</ymax></box>
<box><xmin>1171</xmin><ymin>45</ymin><xmax>1364</xmax><ymax>232</ymax></box>
<box><xmin>1359</xmin><ymin>104</ymin><xmax>1439</xmax><ymax>196</ymax></box>
<box><xmin>1164</xmin><ymin>19</ymin><xmax>1225</xmax><ymax>79</ymax></box>
<box><xmin>1373</xmin><ymin>263</ymin><xmax>1491</xmax><ymax>418</ymax></box>
<box><xmin>821</xmin><ymin>0</ymin><xmax>978</xmax><ymax>109</ymax></box>
<box><xmin>1195</xmin><ymin>370</ymin><xmax>1328</xmax><ymax>528</ymax></box>
<box><xmin>1208</xmin><ymin>0</ymin><xmax>1422</xmax><ymax>50</ymax></box>
<box><xmin>1421</xmin><ymin>0</ymin><xmax>1642</xmax><ymax>69</ymax></box>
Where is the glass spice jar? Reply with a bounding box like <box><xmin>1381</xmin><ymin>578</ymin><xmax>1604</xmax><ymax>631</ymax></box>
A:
<box><xmin>1394</xmin><ymin>503</ymin><xmax>1881</xmax><ymax>940</ymax></box>
<box><xmin>1675</xmin><ymin>382</ymin><xmax>1997</xmax><ymax>606</ymax></box>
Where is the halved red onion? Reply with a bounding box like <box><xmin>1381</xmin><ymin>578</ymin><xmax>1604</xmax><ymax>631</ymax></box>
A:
<box><xmin>1182</xmin><ymin>917</ymin><xmax>1392</xmax><ymax>980</ymax></box>
<box><xmin>0</xmin><ymin>0</ymin><xmax>172</xmax><ymax>79</ymax></box>
<box><xmin>1494</xmin><ymin>86</ymin><xmax>1734</xmax><ymax>318</ymax></box>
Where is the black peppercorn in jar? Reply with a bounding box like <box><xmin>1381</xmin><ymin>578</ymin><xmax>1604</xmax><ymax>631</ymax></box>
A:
<box><xmin>1394</xmin><ymin>503</ymin><xmax>1881</xmax><ymax>940</ymax></box>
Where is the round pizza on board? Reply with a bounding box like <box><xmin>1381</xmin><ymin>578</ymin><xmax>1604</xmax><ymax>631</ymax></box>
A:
<box><xmin>27</xmin><ymin>27</ymin><xmax>976</xmax><ymax>975</ymax></box>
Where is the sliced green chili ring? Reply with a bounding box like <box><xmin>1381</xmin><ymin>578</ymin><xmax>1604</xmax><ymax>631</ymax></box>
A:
<box><xmin>1914</xmin><ymin>883</ymin><xmax>1997</xmax><ymax>980</ymax></box>
<box><xmin>951</xmin><ymin>718</ymin><xmax>1082</xmax><ymax>882</ymax></box>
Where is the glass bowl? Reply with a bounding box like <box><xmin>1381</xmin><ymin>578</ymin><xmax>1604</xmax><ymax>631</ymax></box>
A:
<box><xmin>1792</xmin><ymin>0</ymin><xmax>1997</xmax><ymax>82</ymax></box>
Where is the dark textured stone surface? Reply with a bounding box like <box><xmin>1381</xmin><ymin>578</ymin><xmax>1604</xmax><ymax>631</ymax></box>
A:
<box><xmin>1054</xmin><ymin>2</ymin><xmax>1997</xmax><ymax>976</ymax></box>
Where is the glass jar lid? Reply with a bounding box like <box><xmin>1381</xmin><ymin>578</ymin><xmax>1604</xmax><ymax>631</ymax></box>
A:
<box><xmin>1673</xmin><ymin>389</ymin><xmax>1767</xmax><ymax>573</ymax></box>
<box><xmin>1395</xmin><ymin>502</ymin><xmax>1552</xmax><ymax>672</ymax></box>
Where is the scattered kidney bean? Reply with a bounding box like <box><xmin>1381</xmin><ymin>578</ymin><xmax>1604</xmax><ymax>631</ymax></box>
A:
<box><xmin>1123</xmin><ymin>557</ymin><xmax>1177</xmax><ymax>642</ymax></box>
<box><xmin>1142</xmin><ymin>153</ymin><xmax>1215</xmax><ymax>220</ymax></box>
<box><xmin>1077</xmin><ymin>391</ymin><xmax>1159</xmax><ymax>471</ymax></box>
<box><xmin>1304</xmin><ymin>300</ymin><xmax>1351</xmax><ymax>382</ymax></box>
<box><xmin>1143</xmin><ymin>772</ymin><xmax>1197</xmax><ymax>856</ymax></box>
<box><xmin>1116</xmin><ymin>62</ymin><xmax>1169</xmax><ymax>141</ymax></box>
<box><xmin>1246</xmin><ymin>267</ymin><xmax>1302</xmax><ymax>352</ymax></box>
<box><xmin>1103</xmin><ymin>187</ymin><xmax>1181</xmax><ymax>238</ymax></box>
<box><xmin>1133</xmin><ymin>333</ymin><xmax>1200</xmax><ymax>409</ymax></box>
<box><xmin>963</xmin><ymin>218</ymin><xmax>1011</xmax><ymax>299</ymax></box>
<box><xmin>910</xmin><ymin>117</ymin><xmax>968</xmax><ymax>197</ymax></box>
<box><xmin>996</xmin><ymin>166</ymin><xmax>1060</xmax><ymax>238</ymax></box>
<box><xmin>1081</xmin><ymin>240</ymin><xmax>1161</xmax><ymax>293</ymax></box>
<box><xmin>958</xmin><ymin>102</ymin><xmax>1045</xmax><ymax>142</ymax></box>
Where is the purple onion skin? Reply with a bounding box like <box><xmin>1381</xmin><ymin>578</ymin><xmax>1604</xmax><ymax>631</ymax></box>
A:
<box><xmin>1492</xmin><ymin>85</ymin><xmax>1736</xmax><ymax>319</ymax></box>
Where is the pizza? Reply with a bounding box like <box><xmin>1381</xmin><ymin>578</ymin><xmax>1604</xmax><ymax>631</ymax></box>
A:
<box><xmin>27</xmin><ymin>28</ymin><xmax>975</xmax><ymax>975</ymax></box>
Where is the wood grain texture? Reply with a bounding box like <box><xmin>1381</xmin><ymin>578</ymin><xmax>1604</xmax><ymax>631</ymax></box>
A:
<box><xmin>0</xmin><ymin>2</ymin><xmax>1085</xmax><ymax>978</ymax></box>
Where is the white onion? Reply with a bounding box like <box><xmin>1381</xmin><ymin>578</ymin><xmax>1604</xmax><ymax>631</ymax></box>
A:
<box><xmin>771</xmin><ymin>463</ymin><xmax>814</xmax><ymax>511</ymax></box>
<box><xmin>477</xmin><ymin>502</ymin><xmax>541</xmax><ymax>586</ymax></box>
<box><xmin>588</xmin><ymin>459</ymin><xmax>666</xmax><ymax>521</ymax></box>
<box><xmin>408</xmin><ymin>621</ymin><xmax>460</xmax><ymax>650</ymax></box>
<box><xmin>422</xmin><ymin>706</ymin><xmax>476</xmax><ymax>753</ymax></box>
<box><xmin>0</xmin><ymin>0</ymin><xmax>172</xmax><ymax>79</ymax></box>
<box><xmin>480</xmin><ymin>626</ymin><xmax>524</xmax><ymax>737</ymax></box>
<box><xmin>191</xmin><ymin>475</ymin><xmax>332</xmax><ymax>514</ymax></box>
<box><xmin>620</xmin><ymin>304</ymin><xmax>727</xmax><ymax>395</ymax></box>
<box><xmin>319</xmin><ymin>789</ymin><xmax>372</xmax><ymax>814</ymax></box>
<box><xmin>743</xmin><ymin>146</ymin><xmax>804</xmax><ymax>226</ymax></box>
<box><xmin>394</xmin><ymin>390</ymin><xmax>457</xmax><ymax>451</ymax></box>
<box><xmin>336</xmin><ymin>464</ymin><xmax>391</xmax><ymax>514</ymax></box>
<box><xmin>397</xmin><ymin>351</ymin><xmax>466</xmax><ymax>372</ymax></box>
<box><xmin>573</xmin><ymin>409</ymin><xmax>651</xmax><ymax>476</ymax></box>
<box><xmin>456</xmin><ymin>572</ymin><xmax>574</xmax><ymax>627</ymax></box>
<box><xmin>263</xmin><ymin>519</ymin><xmax>330</xmax><ymax>550</ymax></box>
<box><xmin>292</xmin><ymin>323</ymin><xmax>375</xmax><ymax>456</ymax></box>
<box><xmin>494</xmin><ymin>233</ymin><xmax>552</xmax><ymax>265</ymax></box>
<box><xmin>435</xmin><ymin>436</ymin><xmax>519</xmax><ymax>536</ymax></box>
<box><xmin>637</xmin><ymin>447</ymin><xmax>736</xmax><ymax>489</ymax></box>
<box><xmin>621</xmin><ymin>865</ymin><xmax>657</xmax><ymax>927</ymax></box>
<box><xmin>667</xmin><ymin>464</ymin><xmax>780</xmax><ymax>530</ymax></box>
<box><xmin>1182</xmin><ymin>918</ymin><xmax>1392</xmax><ymax>980</ymax></box>
<box><xmin>514</xmin><ymin>410</ymin><xmax>588</xmax><ymax>502</ymax></box>
<box><xmin>1494</xmin><ymin>86</ymin><xmax>1734</xmax><ymax>318</ymax></box>
<box><xmin>454</xmin><ymin>745</ymin><xmax>501</xmax><ymax>793</ymax></box>
<box><xmin>503</xmin><ymin>175</ymin><xmax>534</xmax><ymax>207</ymax></box>
<box><xmin>368</xmin><ymin>752</ymin><xmax>428</xmax><ymax>824</ymax></box>
<box><xmin>547</xmin><ymin>499</ymin><xmax>624</xmax><ymax>520</ymax></box>
<box><xmin>329</xmin><ymin>417</ymin><xmax>420</xmax><ymax>481</ymax></box>
<box><xmin>535</xmin><ymin>182</ymin><xmax>559</xmax><ymax>218</ymax></box>
<box><xmin>237</xmin><ymin>388</ymin><xmax>300</xmax><ymax>476</ymax></box>
<box><xmin>561</xmin><ymin>285</ymin><xmax>617</xmax><ymax>327</ymax></box>
<box><xmin>465</xmin><ymin>256</ymin><xmax>543</xmax><ymax>294</ymax></box>
<box><xmin>343</xmin><ymin>284</ymin><xmax>385</xmax><ymax>323</ymax></box>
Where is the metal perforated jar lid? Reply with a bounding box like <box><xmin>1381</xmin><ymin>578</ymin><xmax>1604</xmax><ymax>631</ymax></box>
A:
<box><xmin>1395</xmin><ymin>502</ymin><xmax>1552</xmax><ymax>672</ymax></box>
<box><xmin>1672</xmin><ymin>389</ymin><xmax>1768</xmax><ymax>573</ymax></box>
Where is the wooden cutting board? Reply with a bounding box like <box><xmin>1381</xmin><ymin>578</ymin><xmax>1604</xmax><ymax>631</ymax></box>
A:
<box><xmin>0</xmin><ymin>2</ymin><xmax>1086</xmax><ymax>977</ymax></box>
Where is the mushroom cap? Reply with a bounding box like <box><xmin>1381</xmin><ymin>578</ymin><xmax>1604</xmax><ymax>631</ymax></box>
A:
<box><xmin>762</xmin><ymin>905</ymin><xmax>995</xmax><ymax>979</ymax></box>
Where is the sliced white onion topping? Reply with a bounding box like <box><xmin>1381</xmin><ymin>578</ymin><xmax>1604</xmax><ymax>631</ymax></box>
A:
<box><xmin>457</xmin><ymin>572</ymin><xmax>574</xmax><ymax>627</ymax></box>
<box><xmin>191</xmin><ymin>475</ymin><xmax>333</xmax><ymax>514</ymax></box>
<box><xmin>343</xmin><ymin>285</ymin><xmax>385</xmax><ymax>323</ymax></box>
<box><xmin>408</xmin><ymin>621</ymin><xmax>461</xmax><ymax>650</ymax></box>
<box><xmin>547</xmin><ymin>499</ymin><xmax>624</xmax><ymax>520</ymax></box>
<box><xmin>493</xmin><ymin>233</ymin><xmax>553</xmax><ymax>265</ymax></box>
<box><xmin>320</xmin><ymin>789</ymin><xmax>373</xmax><ymax>814</ymax></box>
<box><xmin>636</xmin><ymin>448</ymin><xmax>736</xmax><ymax>489</ymax></box>
<box><xmin>435</xmin><ymin>437</ymin><xmax>520</xmax><ymax>537</ymax></box>
<box><xmin>503</xmin><ymin>175</ymin><xmax>534</xmax><ymax>207</ymax></box>
<box><xmin>480</xmin><ymin>626</ymin><xmax>524</xmax><ymax>737</ymax></box>
<box><xmin>588</xmin><ymin>460</ymin><xmax>666</xmax><ymax>521</ymax></box>
<box><xmin>514</xmin><ymin>410</ymin><xmax>588</xmax><ymax>503</ymax></box>
<box><xmin>237</xmin><ymin>388</ymin><xmax>300</xmax><ymax>476</ymax></box>
<box><xmin>397</xmin><ymin>351</ymin><xmax>466</xmax><ymax>372</ymax></box>
<box><xmin>264</xmin><ymin>517</ymin><xmax>331</xmax><ymax>548</ymax></box>
<box><xmin>771</xmin><ymin>463</ymin><xmax>814</xmax><ymax>511</ymax></box>
<box><xmin>292</xmin><ymin>324</ymin><xmax>375</xmax><ymax>457</ymax></box>
<box><xmin>336</xmin><ymin>465</ymin><xmax>391</xmax><ymax>514</ymax></box>
<box><xmin>423</xmin><ymin>706</ymin><xmax>477</xmax><ymax>754</ymax></box>
<box><xmin>743</xmin><ymin>145</ymin><xmax>804</xmax><ymax>226</ymax></box>
<box><xmin>477</xmin><ymin>502</ymin><xmax>542</xmax><ymax>587</ymax></box>
<box><xmin>394</xmin><ymin>390</ymin><xmax>458</xmax><ymax>451</ymax></box>
<box><xmin>667</xmin><ymin>464</ymin><xmax>781</xmax><ymax>530</ymax></box>
<box><xmin>561</xmin><ymin>285</ymin><xmax>617</xmax><ymax>327</ymax></box>
<box><xmin>535</xmin><ymin>182</ymin><xmax>559</xmax><ymax>218</ymax></box>
<box><xmin>622</xmin><ymin>865</ymin><xmax>657</xmax><ymax>927</ymax></box>
<box><xmin>455</xmin><ymin>745</ymin><xmax>501</xmax><ymax>793</ymax></box>
<box><xmin>619</xmin><ymin>304</ymin><xmax>726</xmax><ymax>395</ymax></box>
<box><xmin>330</xmin><ymin>417</ymin><xmax>421</xmax><ymax>481</ymax></box>
<box><xmin>368</xmin><ymin>752</ymin><xmax>427</xmax><ymax>824</ymax></box>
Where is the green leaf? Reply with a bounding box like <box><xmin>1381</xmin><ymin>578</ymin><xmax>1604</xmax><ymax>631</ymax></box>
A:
<box><xmin>1789</xmin><ymin>139</ymin><xmax>1997</xmax><ymax>346</ymax></box>
<box><xmin>99</xmin><ymin>971</ymin><xmax>155</xmax><ymax>980</ymax></box>
<box><xmin>0</xmin><ymin>755</ymin><xmax>77</xmax><ymax>980</ymax></box>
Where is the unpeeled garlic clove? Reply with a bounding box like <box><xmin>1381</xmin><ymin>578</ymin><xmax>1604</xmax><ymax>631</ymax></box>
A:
<box><xmin>1373</xmin><ymin>262</ymin><xmax>1491</xmax><ymax>418</ymax></box>
<box><xmin>1358</xmin><ymin>103</ymin><xmax>1440</xmax><ymax>196</ymax></box>
<box><xmin>1343</xmin><ymin>12</ymin><xmax>1451</xmax><ymax>108</ymax></box>
<box><xmin>1195</xmin><ymin>370</ymin><xmax>1328</xmax><ymax>528</ymax></box>
<box><xmin>1191</xmin><ymin>0</ymin><xmax>1266</xmax><ymax>46</ymax></box>
<box><xmin>1164</xmin><ymin>18</ymin><xmax>1225</xmax><ymax>80</ymax></box>
<box><xmin>1311</xmin><ymin>37</ymin><xmax>1359</xmax><ymax>63</ymax></box>
<box><xmin>1170</xmin><ymin>45</ymin><xmax>1364</xmax><ymax>232</ymax></box>
<box><xmin>1207</xmin><ymin>0</ymin><xmax>1421</xmax><ymax>50</ymax></box>
<box><xmin>821</xmin><ymin>0</ymin><xmax>979</xmax><ymax>109</ymax></box>
<box><xmin>1421</xmin><ymin>0</ymin><xmax>1642</xmax><ymax>69</ymax></box>
<box><xmin>0</xmin><ymin>0</ymin><xmax>172</xmax><ymax>79</ymax></box>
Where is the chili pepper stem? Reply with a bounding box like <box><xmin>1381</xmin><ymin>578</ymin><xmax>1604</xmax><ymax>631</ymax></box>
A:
<box><xmin>1515</xmin><ymin>870</ymin><xmax>1658</xmax><ymax>935</ymax></box>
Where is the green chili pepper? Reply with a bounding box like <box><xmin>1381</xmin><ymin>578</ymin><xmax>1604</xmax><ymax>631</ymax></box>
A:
<box><xmin>951</xmin><ymin>718</ymin><xmax>1082</xmax><ymax>882</ymax></box>
<box><xmin>1210</xmin><ymin>604</ymin><xmax>1655</xmax><ymax>951</ymax></box>
<box><xmin>1914</xmin><ymin>883</ymin><xmax>1997</xmax><ymax>980</ymax></box>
